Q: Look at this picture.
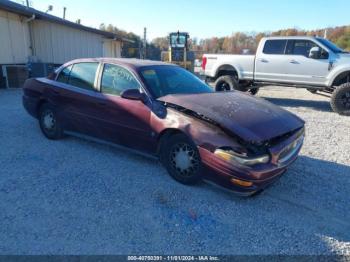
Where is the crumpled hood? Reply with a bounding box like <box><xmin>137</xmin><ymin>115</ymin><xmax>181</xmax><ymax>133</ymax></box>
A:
<box><xmin>158</xmin><ymin>92</ymin><xmax>304</xmax><ymax>143</ymax></box>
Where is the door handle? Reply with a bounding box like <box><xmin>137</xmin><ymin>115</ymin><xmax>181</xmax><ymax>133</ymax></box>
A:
<box><xmin>289</xmin><ymin>60</ymin><xmax>299</xmax><ymax>64</ymax></box>
<box><xmin>259</xmin><ymin>58</ymin><xmax>268</xmax><ymax>63</ymax></box>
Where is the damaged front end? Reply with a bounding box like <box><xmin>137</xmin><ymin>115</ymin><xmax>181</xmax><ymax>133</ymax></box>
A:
<box><xmin>161</xmin><ymin>98</ymin><xmax>305</xmax><ymax>194</ymax></box>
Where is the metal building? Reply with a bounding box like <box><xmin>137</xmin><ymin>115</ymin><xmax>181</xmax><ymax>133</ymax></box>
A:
<box><xmin>0</xmin><ymin>0</ymin><xmax>125</xmax><ymax>88</ymax></box>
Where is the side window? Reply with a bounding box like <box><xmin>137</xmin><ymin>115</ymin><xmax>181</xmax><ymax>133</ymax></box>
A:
<box><xmin>291</xmin><ymin>40</ymin><xmax>317</xmax><ymax>57</ymax></box>
<box><xmin>286</xmin><ymin>40</ymin><xmax>328</xmax><ymax>59</ymax></box>
<box><xmin>263</xmin><ymin>40</ymin><xmax>287</xmax><ymax>55</ymax></box>
<box><xmin>68</xmin><ymin>62</ymin><xmax>99</xmax><ymax>90</ymax></box>
<box><xmin>56</xmin><ymin>65</ymin><xmax>72</xmax><ymax>83</ymax></box>
<box><xmin>101</xmin><ymin>64</ymin><xmax>140</xmax><ymax>96</ymax></box>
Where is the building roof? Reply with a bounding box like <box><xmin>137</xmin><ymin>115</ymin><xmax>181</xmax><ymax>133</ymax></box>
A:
<box><xmin>0</xmin><ymin>0</ymin><xmax>126</xmax><ymax>41</ymax></box>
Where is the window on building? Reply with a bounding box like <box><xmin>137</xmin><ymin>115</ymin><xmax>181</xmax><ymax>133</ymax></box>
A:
<box><xmin>263</xmin><ymin>40</ymin><xmax>287</xmax><ymax>55</ymax></box>
<box><xmin>56</xmin><ymin>65</ymin><xmax>72</xmax><ymax>84</ymax></box>
<box><xmin>101</xmin><ymin>64</ymin><xmax>140</xmax><ymax>96</ymax></box>
<box><xmin>68</xmin><ymin>63</ymin><xmax>99</xmax><ymax>90</ymax></box>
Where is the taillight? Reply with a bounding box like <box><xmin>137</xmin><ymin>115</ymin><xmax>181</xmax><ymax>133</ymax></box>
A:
<box><xmin>201</xmin><ymin>56</ymin><xmax>207</xmax><ymax>70</ymax></box>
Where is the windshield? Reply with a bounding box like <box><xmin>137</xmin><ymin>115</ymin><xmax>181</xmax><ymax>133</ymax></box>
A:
<box><xmin>140</xmin><ymin>66</ymin><xmax>213</xmax><ymax>98</ymax></box>
<box><xmin>170</xmin><ymin>34</ymin><xmax>187</xmax><ymax>48</ymax></box>
<box><xmin>317</xmin><ymin>38</ymin><xmax>347</xmax><ymax>53</ymax></box>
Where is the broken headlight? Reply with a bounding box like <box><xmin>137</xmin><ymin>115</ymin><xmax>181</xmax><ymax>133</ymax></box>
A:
<box><xmin>214</xmin><ymin>148</ymin><xmax>270</xmax><ymax>166</ymax></box>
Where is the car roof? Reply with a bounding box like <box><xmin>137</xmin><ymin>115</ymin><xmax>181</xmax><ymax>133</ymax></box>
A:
<box><xmin>262</xmin><ymin>36</ymin><xmax>321</xmax><ymax>41</ymax></box>
<box><xmin>65</xmin><ymin>58</ymin><xmax>176</xmax><ymax>69</ymax></box>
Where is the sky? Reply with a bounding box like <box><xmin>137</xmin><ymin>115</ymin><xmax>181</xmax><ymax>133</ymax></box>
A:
<box><xmin>18</xmin><ymin>0</ymin><xmax>350</xmax><ymax>41</ymax></box>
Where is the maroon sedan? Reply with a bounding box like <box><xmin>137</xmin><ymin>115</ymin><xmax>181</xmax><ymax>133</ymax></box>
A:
<box><xmin>23</xmin><ymin>58</ymin><xmax>305</xmax><ymax>196</ymax></box>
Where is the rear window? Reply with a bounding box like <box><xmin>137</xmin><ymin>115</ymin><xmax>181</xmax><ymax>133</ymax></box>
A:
<box><xmin>263</xmin><ymin>40</ymin><xmax>287</xmax><ymax>55</ymax></box>
<box><xmin>68</xmin><ymin>62</ymin><xmax>99</xmax><ymax>90</ymax></box>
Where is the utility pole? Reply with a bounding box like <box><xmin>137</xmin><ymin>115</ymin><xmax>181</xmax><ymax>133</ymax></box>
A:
<box><xmin>139</xmin><ymin>40</ymin><xmax>142</xmax><ymax>59</ymax></box>
<box><xmin>143</xmin><ymin>27</ymin><xmax>147</xmax><ymax>59</ymax></box>
<box><xmin>25</xmin><ymin>0</ymin><xmax>29</xmax><ymax>8</ymax></box>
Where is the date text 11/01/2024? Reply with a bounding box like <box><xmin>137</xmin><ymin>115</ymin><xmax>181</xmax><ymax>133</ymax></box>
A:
<box><xmin>127</xmin><ymin>255</ymin><xmax>220</xmax><ymax>261</ymax></box>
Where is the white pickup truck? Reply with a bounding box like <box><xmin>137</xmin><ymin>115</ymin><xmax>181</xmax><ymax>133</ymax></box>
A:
<box><xmin>202</xmin><ymin>36</ymin><xmax>350</xmax><ymax>115</ymax></box>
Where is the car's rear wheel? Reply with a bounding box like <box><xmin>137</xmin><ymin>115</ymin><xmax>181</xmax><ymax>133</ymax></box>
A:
<box><xmin>330</xmin><ymin>83</ymin><xmax>350</xmax><ymax>116</ymax></box>
<box><xmin>39</xmin><ymin>103</ymin><xmax>63</xmax><ymax>140</ymax></box>
<box><xmin>160</xmin><ymin>133</ymin><xmax>202</xmax><ymax>185</ymax></box>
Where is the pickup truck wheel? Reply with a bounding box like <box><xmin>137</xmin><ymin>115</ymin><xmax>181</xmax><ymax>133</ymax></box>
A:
<box><xmin>330</xmin><ymin>83</ymin><xmax>350</xmax><ymax>116</ymax></box>
<box><xmin>249</xmin><ymin>88</ymin><xmax>259</xmax><ymax>95</ymax></box>
<box><xmin>214</xmin><ymin>75</ymin><xmax>240</xmax><ymax>92</ymax></box>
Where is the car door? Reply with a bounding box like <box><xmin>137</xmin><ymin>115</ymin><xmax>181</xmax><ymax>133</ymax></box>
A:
<box><xmin>53</xmin><ymin>62</ymin><xmax>102</xmax><ymax>137</ymax></box>
<box><xmin>94</xmin><ymin>63</ymin><xmax>156</xmax><ymax>153</ymax></box>
<box><xmin>254</xmin><ymin>39</ymin><xmax>289</xmax><ymax>82</ymax></box>
<box><xmin>284</xmin><ymin>39</ymin><xmax>330</xmax><ymax>85</ymax></box>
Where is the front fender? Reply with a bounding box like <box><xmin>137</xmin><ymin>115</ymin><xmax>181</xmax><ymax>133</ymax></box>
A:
<box><xmin>152</xmin><ymin>107</ymin><xmax>244</xmax><ymax>153</ymax></box>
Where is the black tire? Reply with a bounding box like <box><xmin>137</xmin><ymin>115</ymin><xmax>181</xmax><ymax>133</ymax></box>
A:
<box><xmin>39</xmin><ymin>103</ymin><xmax>63</xmax><ymax>140</ymax></box>
<box><xmin>330</xmin><ymin>83</ymin><xmax>350</xmax><ymax>116</ymax></box>
<box><xmin>214</xmin><ymin>75</ymin><xmax>241</xmax><ymax>92</ymax></box>
<box><xmin>160</xmin><ymin>133</ymin><xmax>202</xmax><ymax>185</ymax></box>
<box><xmin>249</xmin><ymin>88</ymin><xmax>259</xmax><ymax>95</ymax></box>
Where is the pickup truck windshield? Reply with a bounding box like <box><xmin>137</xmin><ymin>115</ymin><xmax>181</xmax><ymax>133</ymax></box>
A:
<box><xmin>140</xmin><ymin>66</ymin><xmax>213</xmax><ymax>98</ymax></box>
<box><xmin>317</xmin><ymin>38</ymin><xmax>347</xmax><ymax>53</ymax></box>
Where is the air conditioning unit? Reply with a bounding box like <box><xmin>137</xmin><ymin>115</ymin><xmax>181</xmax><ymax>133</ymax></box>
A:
<box><xmin>2</xmin><ymin>65</ymin><xmax>29</xmax><ymax>88</ymax></box>
<box><xmin>28</xmin><ymin>63</ymin><xmax>55</xmax><ymax>78</ymax></box>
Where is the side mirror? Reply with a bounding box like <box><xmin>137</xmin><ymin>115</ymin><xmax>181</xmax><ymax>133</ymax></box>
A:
<box><xmin>309</xmin><ymin>47</ymin><xmax>321</xmax><ymax>59</ymax></box>
<box><xmin>121</xmin><ymin>89</ymin><xmax>147</xmax><ymax>102</ymax></box>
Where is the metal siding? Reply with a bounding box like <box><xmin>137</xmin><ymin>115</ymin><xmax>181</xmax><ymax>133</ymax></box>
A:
<box><xmin>32</xmin><ymin>20</ymin><xmax>106</xmax><ymax>64</ymax></box>
<box><xmin>0</xmin><ymin>10</ymin><xmax>122</xmax><ymax>65</ymax></box>
<box><xmin>103</xmin><ymin>40</ymin><xmax>122</xmax><ymax>58</ymax></box>
<box><xmin>0</xmin><ymin>10</ymin><xmax>30</xmax><ymax>64</ymax></box>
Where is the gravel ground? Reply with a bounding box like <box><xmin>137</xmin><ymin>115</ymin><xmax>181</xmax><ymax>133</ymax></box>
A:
<box><xmin>0</xmin><ymin>87</ymin><xmax>349</xmax><ymax>255</ymax></box>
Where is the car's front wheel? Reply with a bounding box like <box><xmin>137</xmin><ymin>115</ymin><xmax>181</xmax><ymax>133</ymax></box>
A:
<box><xmin>160</xmin><ymin>133</ymin><xmax>202</xmax><ymax>185</ymax></box>
<box><xmin>39</xmin><ymin>103</ymin><xmax>63</xmax><ymax>140</ymax></box>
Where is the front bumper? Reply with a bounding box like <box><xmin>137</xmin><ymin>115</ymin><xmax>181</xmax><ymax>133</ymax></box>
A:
<box><xmin>199</xmin><ymin>130</ymin><xmax>304</xmax><ymax>195</ymax></box>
